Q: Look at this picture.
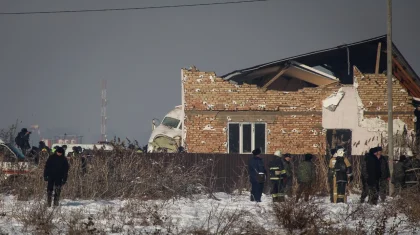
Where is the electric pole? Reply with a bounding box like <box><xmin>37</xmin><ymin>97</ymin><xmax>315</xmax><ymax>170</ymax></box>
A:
<box><xmin>387</xmin><ymin>0</ymin><xmax>394</xmax><ymax>196</ymax></box>
<box><xmin>101</xmin><ymin>80</ymin><xmax>108</xmax><ymax>142</ymax></box>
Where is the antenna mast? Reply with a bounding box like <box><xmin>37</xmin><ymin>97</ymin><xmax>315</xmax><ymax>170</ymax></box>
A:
<box><xmin>101</xmin><ymin>80</ymin><xmax>108</xmax><ymax>142</ymax></box>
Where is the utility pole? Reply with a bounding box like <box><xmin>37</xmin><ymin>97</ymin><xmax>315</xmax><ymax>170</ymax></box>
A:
<box><xmin>101</xmin><ymin>80</ymin><xmax>108</xmax><ymax>142</ymax></box>
<box><xmin>387</xmin><ymin>0</ymin><xmax>394</xmax><ymax>196</ymax></box>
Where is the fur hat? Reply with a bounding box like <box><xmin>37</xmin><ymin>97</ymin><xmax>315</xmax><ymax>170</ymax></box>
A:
<box><xmin>252</xmin><ymin>148</ymin><xmax>261</xmax><ymax>156</ymax></box>
<box><xmin>284</xmin><ymin>153</ymin><xmax>292</xmax><ymax>158</ymax></box>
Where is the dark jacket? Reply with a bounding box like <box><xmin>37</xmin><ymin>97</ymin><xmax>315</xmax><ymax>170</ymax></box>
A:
<box><xmin>44</xmin><ymin>153</ymin><xmax>70</xmax><ymax>182</ymax></box>
<box><xmin>268</xmin><ymin>157</ymin><xmax>285</xmax><ymax>179</ymax></box>
<box><xmin>379</xmin><ymin>155</ymin><xmax>390</xmax><ymax>180</ymax></box>
<box><xmin>248</xmin><ymin>156</ymin><xmax>266</xmax><ymax>183</ymax></box>
<box><xmin>366</xmin><ymin>154</ymin><xmax>390</xmax><ymax>185</ymax></box>
<box><xmin>361</xmin><ymin>153</ymin><xmax>369</xmax><ymax>180</ymax></box>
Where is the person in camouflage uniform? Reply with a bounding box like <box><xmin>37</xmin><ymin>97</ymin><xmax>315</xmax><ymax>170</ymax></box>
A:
<box><xmin>392</xmin><ymin>155</ymin><xmax>407</xmax><ymax>196</ymax></box>
<box><xmin>296</xmin><ymin>154</ymin><xmax>316</xmax><ymax>202</ymax></box>
<box><xmin>269</xmin><ymin>150</ymin><xmax>286</xmax><ymax>202</ymax></box>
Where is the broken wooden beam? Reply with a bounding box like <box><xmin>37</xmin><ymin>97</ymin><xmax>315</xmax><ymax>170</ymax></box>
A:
<box><xmin>375</xmin><ymin>42</ymin><xmax>382</xmax><ymax>74</ymax></box>
<box><xmin>262</xmin><ymin>66</ymin><xmax>288</xmax><ymax>91</ymax></box>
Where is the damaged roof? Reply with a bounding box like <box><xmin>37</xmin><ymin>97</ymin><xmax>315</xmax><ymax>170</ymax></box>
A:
<box><xmin>222</xmin><ymin>35</ymin><xmax>420</xmax><ymax>94</ymax></box>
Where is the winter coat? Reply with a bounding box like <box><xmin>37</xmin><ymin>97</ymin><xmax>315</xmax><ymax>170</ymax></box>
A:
<box><xmin>392</xmin><ymin>161</ymin><xmax>406</xmax><ymax>183</ymax></box>
<box><xmin>268</xmin><ymin>157</ymin><xmax>285</xmax><ymax>180</ymax></box>
<box><xmin>248</xmin><ymin>156</ymin><xmax>266</xmax><ymax>183</ymax></box>
<box><xmin>334</xmin><ymin>157</ymin><xmax>351</xmax><ymax>183</ymax></box>
<box><xmin>379</xmin><ymin>155</ymin><xmax>390</xmax><ymax>180</ymax></box>
<box><xmin>366</xmin><ymin>155</ymin><xmax>381</xmax><ymax>186</ymax></box>
<box><xmin>297</xmin><ymin>161</ymin><xmax>315</xmax><ymax>184</ymax></box>
<box><xmin>360</xmin><ymin>154</ymin><xmax>369</xmax><ymax>180</ymax></box>
<box><xmin>44</xmin><ymin>153</ymin><xmax>70</xmax><ymax>182</ymax></box>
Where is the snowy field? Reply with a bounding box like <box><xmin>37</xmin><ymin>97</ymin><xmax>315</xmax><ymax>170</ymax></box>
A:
<box><xmin>0</xmin><ymin>192</ymin><xmax>417</xmax><ymax>234</ymax></box>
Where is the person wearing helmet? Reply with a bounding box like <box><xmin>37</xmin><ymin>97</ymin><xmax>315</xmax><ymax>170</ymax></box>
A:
<box><xmin>268</xmin><ymin>150</ymin><xmax>286</xmax><ymax>202</ymax></box>
<box><xmin>43</xmin><ymin>147</ymin><xmax>70</xmax><ymax>207</ymax></box>
<box><xmin>330</xmin><ymin>146</ymin><xmax>352</xmax><ymax>203</ymax></box>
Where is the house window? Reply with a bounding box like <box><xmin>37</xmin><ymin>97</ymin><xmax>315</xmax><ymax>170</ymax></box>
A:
<box><xmin>228</xmin><ymin>123</ymin><xmax>266</xmax><ymax>154</ymax></box>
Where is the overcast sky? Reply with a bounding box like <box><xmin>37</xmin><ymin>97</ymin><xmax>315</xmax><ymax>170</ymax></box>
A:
<box><xmin>1</xmin><ymin>0</ymin><xmax>419</xmax><ymax>145</ymax></box>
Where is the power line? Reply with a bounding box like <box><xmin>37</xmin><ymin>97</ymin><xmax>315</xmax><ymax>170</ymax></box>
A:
<box><xmin>0</xmin><ymin>0</ymin><xmax>269</xmax><ymax>15</ymax></box>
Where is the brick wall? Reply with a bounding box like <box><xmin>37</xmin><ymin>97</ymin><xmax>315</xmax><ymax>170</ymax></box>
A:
<box><xmin>182</xmin><ymin>67</ymin><xmax>416</xmax><ymax>154</ymax></box>
<box><xmin>354</xmin><ymin>67</ymin><xmax>415</xmax><ymax>131</ymax></box>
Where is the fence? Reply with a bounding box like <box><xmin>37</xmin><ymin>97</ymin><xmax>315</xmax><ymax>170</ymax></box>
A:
<box><xmin>145</xmin><ymin>153</ymin><xmax>364</xmax><ymax>194</ymax></box>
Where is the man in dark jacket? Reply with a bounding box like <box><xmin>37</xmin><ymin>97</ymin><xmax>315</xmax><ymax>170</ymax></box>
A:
<box><xmin>392</xmin><ymin>155</ymin><xmax>407</xmax><ymax>196</ymax></box>
<box><xmin>376</xmin><ymin>147</ymin><xmax>390</xmax><ymax>202</ymax></box>
<box><xmin>248</xmin><ymin>148</ymin><xmax>266</xmax><ymax>202</ymax></box>
<box><xmin>360</xmin><ymin>148</ymin><xmax>374</xmax><ymax>203</ymax></box>
<box><xmin>296</xmin><ymin>154</ymin><xmax>316</xmax><ymax>202</ymax></box>
<box><xmin>269</xmin><ymin>150</ymin><xmax>286</xmax><ymax>202</ymax></box>
<box><xmin>366</xmin><ymin>147</ymin><xmax>390</xmax><ymax>204</ymax></box>
<box><xmin>44</xmin><ymin>147</ymin><xmax>70</xmax><ymax>207</ymax></box>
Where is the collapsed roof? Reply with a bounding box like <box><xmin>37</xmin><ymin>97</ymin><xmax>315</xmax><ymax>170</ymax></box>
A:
<box><xmin>222</xmin><ymin>35</ymin><xmax>420</xmax><ymax>96</ymax></box>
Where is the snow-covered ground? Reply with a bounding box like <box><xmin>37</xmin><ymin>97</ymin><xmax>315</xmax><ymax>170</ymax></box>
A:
<box><xmin>0</xmin><ymin>192</ymin><xmax>417</xmax><ymax>234</ymax></box>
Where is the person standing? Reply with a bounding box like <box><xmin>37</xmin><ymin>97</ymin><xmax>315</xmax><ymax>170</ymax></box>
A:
<box><xmin>44</xmin><ymin>147</ymin><xmax>70</xmax><ymax>207</ymax></box>
<box><xmin>366</xmin><ymin>147</ymin><xmax>390</xmax><ymax>204</ymax></box>
<box><xmin>248</xmin><ymin>148</ymin><xmax>266</xmax><ymax>202</ymax></box>
<box><xmin>269</xmin><ymin>150</ymin><xmax>285</xmax><ymax>202</ymax></box>
<box><xmin>330</xmin><ymin>146</ymin><xmax>352</xmax><ymax>203</ymax></box>
<box><xmin>376</xmin><ymin>147</ymin><xmax>390</xmax><ymax>202</ymax></box>
<box><xmin>282</xmin><ymin>153</ymin><xmax>293</xmax><ymax>197</ymax></box>
<box><xmin>296</xmin><ymin>154</ymin><xmax>316</xmax><ymax>202</ymax></box>
<box><xmin>392</xmin><ymin>155</ymin><xmax>407</xmax><ymax>196</ymax></box>
<box><xmin>360</xmin><ymin>148</ymin><xmax>374</xmax><ymax>203</ymax></box>
<box><xmin>328</xmin><ymin>148</ymin><xmax>338</xmax><ymax>203</ymax></box>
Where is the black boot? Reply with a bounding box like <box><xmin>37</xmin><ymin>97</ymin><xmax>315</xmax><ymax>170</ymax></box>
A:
<box><xmin>47</xmin><ymin>194</ymin><xmax>52</xmax><ymax>207</ymax></box>
<box><xmin>53</xmin><ymin>196</ymin><xmax>59</xmax><ymax>207</ymax></box>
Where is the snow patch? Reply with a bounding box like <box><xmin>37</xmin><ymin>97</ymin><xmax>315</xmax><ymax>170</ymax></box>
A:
<box><xmin>322</xmin><ymin>88</ymin><xmax>345</xmax><ymax>111</ymax></box>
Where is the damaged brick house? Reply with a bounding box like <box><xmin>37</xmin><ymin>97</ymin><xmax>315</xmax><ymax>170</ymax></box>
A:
<box><xmin>180</xmin><ymin>35</ymin><xmax>420</xmax><ymax>156</ymax></box>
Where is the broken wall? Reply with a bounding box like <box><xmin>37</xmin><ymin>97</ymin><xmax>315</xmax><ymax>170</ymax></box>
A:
<box><xmin>182</xmin><ymin>68</ymin><xmax>341</xmax><ymax>154</ymax></box>
<box><xmin>322</xmin><ymin>67</ymin><xmax>415</xmax><ymax>155</ymax></box>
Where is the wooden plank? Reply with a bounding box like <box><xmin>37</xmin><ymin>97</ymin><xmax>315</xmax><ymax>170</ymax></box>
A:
<box><xmin>393</xmin><ymin>57</ymin><xmax>420</xmax><ymax>97</ymax></box>
<box><xmin>375</xmin><ymin>42</ymin><xmax>382</xmax><ymax>74</ymax></box>
<box><xmin>261</xmin><ymin>66</ymin><xmax>289</xmax><ymax>91</ymax></box>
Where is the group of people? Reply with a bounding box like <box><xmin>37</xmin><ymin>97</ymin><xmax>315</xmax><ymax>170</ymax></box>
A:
<box><xmin>248</xmin><ymin>148</ymin><xmax>316</xmax><ymax>203</ymax></box>
<box><xmin>248</xmin><ymin>146</ymin><xmax>417</xmax><ymax>205</ymax></box>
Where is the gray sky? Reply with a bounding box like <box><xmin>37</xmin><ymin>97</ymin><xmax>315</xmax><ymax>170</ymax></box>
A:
<box><xmin>1</xmin><ymin>0</ymin><xmax>419</xmax><ymax>145</ymax></box>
